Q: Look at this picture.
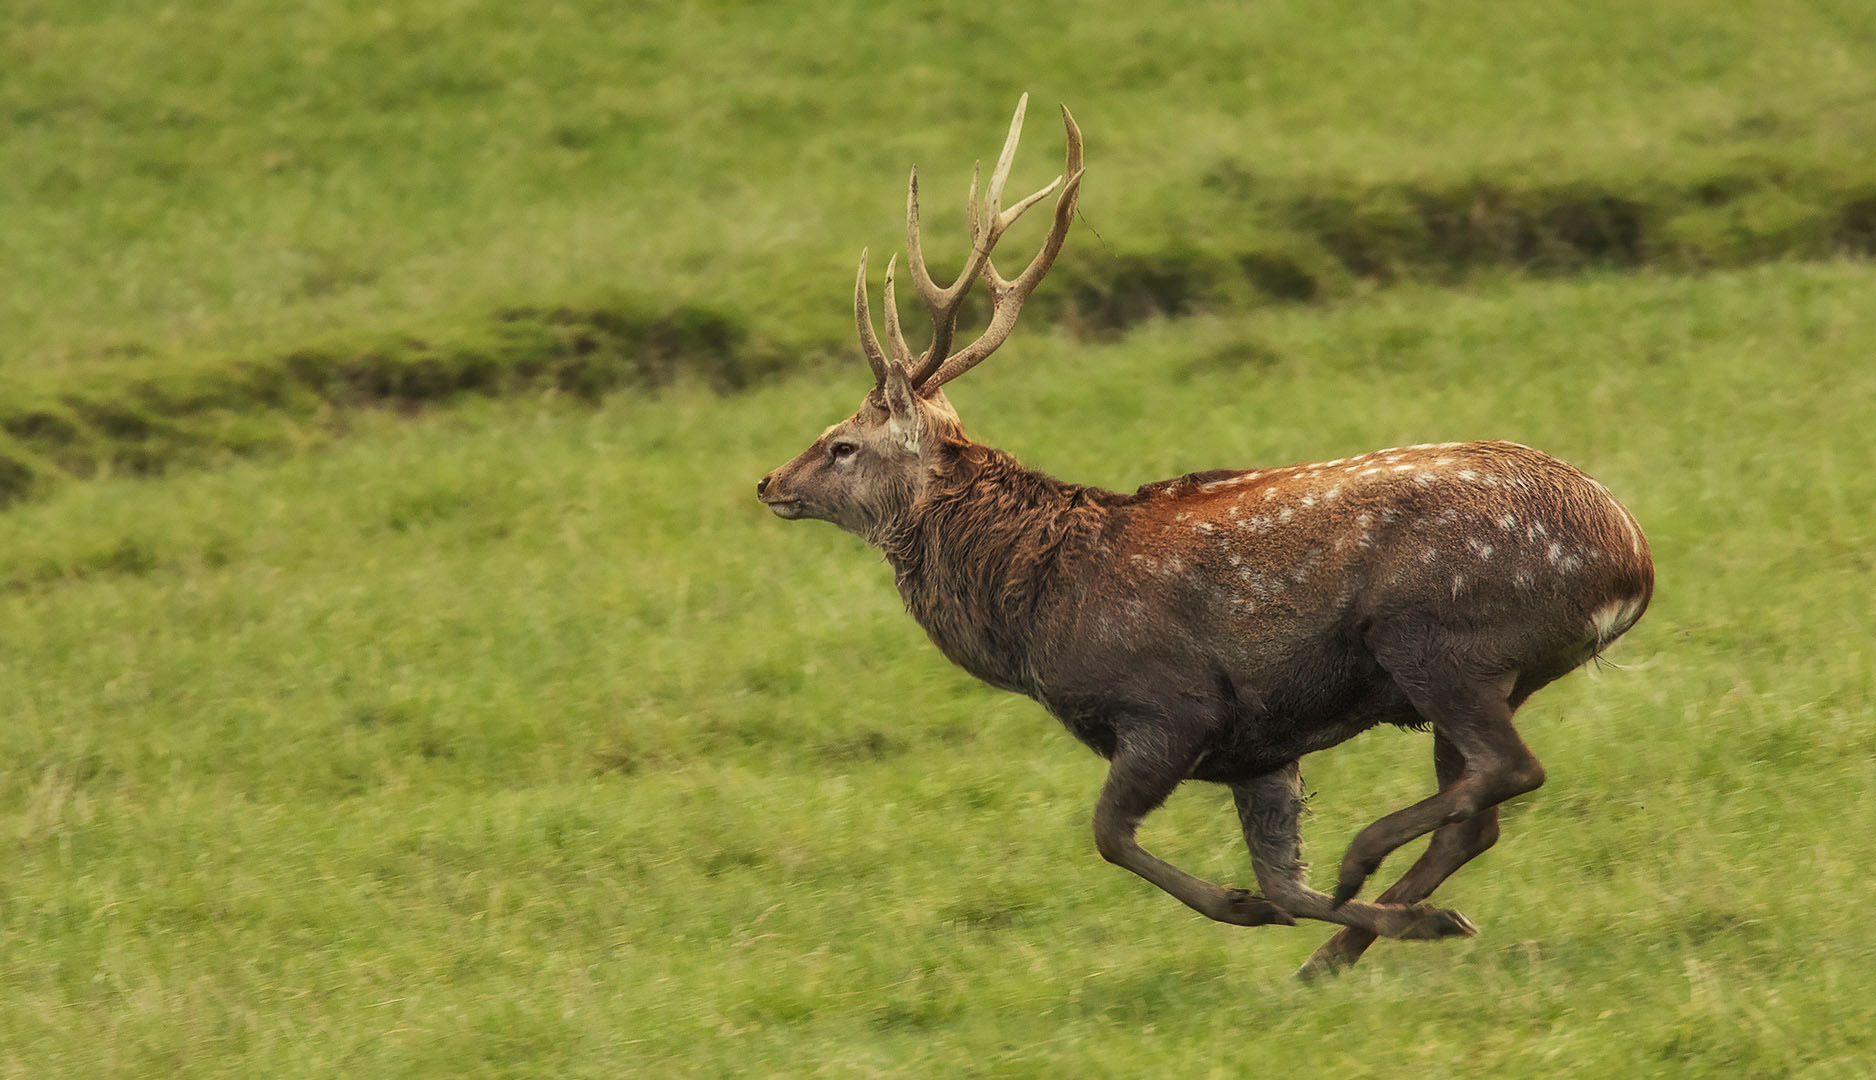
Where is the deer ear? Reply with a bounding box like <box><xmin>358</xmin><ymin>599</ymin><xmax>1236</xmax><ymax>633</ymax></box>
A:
<box><xmin>883</xmin><ymin>361</ymin><xmax>922</xmax><ymax>453</ymax></box>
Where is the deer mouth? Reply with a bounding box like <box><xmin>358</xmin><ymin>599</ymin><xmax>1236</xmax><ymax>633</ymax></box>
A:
<box><xmin>761</xmin><ymin>497</ymin><xmax>806</xmax><ymax>519</ymax></box>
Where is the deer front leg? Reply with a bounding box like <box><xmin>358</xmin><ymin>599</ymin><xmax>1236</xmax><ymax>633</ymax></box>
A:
<box><xmin>1231</xmin><ymin>762</ymin><xmax>1477</xmax><ymax>942</ymax></box>
<box><xmin>1092</xmin><ymin>742</ymin><xmax>1294</xmax><ymax>927</ymax></box>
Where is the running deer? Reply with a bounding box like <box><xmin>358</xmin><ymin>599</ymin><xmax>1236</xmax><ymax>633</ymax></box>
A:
<box><xmin>756</xmin><ymin>97</ymin><xmax>1652</xmax><ymax>977</ymax></box>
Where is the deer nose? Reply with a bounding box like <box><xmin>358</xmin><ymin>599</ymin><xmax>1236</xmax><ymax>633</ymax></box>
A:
<box><xmin>756</xmin><ymin>474</ymin><xmax>772</xmax><ymax>497</ymax></box>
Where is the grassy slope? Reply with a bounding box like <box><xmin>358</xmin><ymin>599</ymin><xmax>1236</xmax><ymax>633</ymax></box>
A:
<box><xmin>5</xmin><ymin>1</ymin><xmax>1875</xmax><ymax>1075</ymax></box>
<box><xmin>6</xmin><ymin>0</ymin><xmax>1876</xmax><ymax>370</ymax></box>
<box><xmin>3</xmin><ymin>262</ymin><xmax>1872</xmax><ymax>1077</ymax></box>
<box><xmin>5</xmin><ymin>0</ymin><xmax>1876</xmax><ymax>504</ymax></box>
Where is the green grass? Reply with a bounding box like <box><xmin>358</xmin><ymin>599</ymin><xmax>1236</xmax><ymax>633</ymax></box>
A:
<box><xmin>4</xmin><ymin>1</ymin><xmax>1875</xmax><ymax>1075</ymax></box>
<box><xmin>3</xmin><ymin>261</ymin><xmax>1873</xmax><ymax>1076</ymax></box>
<box><xmin>6</xmin><ymin>1</ymin><xmax>1876</xmax><ymax>502</ymax></box>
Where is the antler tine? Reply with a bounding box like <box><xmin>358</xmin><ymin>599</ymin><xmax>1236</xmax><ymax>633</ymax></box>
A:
<box><xmin>983</xmin><ymin>92</ymin><xmax>1029</xmax><ymax>222</ymax></box>
<box><xmin>921</xmin><ymin>103</ymin><xmax>1083</xmax><ymax>391</ymax></box>
<box><xmin>880</xmin><ymin>253</ymin><xmax>914</xmax><ymax>364</ymax></box>
<box><xmin>905</xmin><ymin>96</ymin><xmax>1066</xmax><ymax>387</ymax></box>
<box><xmin>903</xmin><ymin>163</ymin><xmax>986</xmax><ymax>385</ymax></box>
<box><xmin>853</xmin><ymin>246</ymin><xmax>890</xmax><ymax>388</ymax></box>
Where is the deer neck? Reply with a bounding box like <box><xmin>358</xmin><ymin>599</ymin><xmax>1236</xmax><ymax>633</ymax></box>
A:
<box><xmin>876</xmin><ymin>442</ymin><xmax>1112</xmax><ymax>693</ymax></box>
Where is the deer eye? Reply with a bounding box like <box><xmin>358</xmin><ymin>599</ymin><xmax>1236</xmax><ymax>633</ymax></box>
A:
<box><xmin>828</xmin><ymin>441</ymin><xmax>858</xmax><ymax>462</ymax></box>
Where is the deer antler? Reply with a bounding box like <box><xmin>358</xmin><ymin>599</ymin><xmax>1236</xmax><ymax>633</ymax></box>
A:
<box><xmin>852</xmin><ymin>95</ymin><xmax>1083</xmax><ymax>394</ymax></box>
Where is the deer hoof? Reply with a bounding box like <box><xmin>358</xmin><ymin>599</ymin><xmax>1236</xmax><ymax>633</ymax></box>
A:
<box><xmin>1398</xmin><ymin>906</ymin><xmax>1478</xmax><ymax>941</ymax></box>
<box><xmin>1220</xmin><ymin>888</ymin><xmax>1296</xmax><ymax>927</ymax></box>
<box><xmin>1332</xmin><ymin>850</ymin><xmax>1384</xmax><ymax>908</ymax></box>
<box><xmin>1293</xmin><ymin>950</ymin><xmax>1355</xmax><ymax>982</ymax></box>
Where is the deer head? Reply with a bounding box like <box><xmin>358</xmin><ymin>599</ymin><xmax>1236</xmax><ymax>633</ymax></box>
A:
<box><xmin>756</xmin><ymin>95</ymin><xmax>1084</xmax><ymax>540</ymax></box>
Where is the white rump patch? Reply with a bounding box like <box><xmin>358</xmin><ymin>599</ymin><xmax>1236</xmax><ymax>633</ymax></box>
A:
<box><xmin>1590</xmin><ymin>595</ymin><xmax>1647</xmax><ymax>646</ymax></box>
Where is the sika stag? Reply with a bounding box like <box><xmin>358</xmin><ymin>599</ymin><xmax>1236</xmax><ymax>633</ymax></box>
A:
<box><xmin>756</xmin><ymin>97</ymin><xmax>1652</xmax><ymax>976</ymax></box>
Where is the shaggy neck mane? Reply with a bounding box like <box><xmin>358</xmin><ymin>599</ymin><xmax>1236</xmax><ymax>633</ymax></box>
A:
<box><xmin>877</xmin><ymin>438</ymin><xmax>1118</xmax><ymax>691</ymax></box>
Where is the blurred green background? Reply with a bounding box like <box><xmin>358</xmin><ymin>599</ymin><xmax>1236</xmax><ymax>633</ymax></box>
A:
<box><xmin>2</xmin><ymin>2</ymin><xmax>1873</xmax><ymax>1076</ymax></box>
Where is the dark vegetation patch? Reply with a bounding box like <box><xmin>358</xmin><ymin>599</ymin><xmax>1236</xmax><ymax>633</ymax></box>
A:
<box><xmin>2</xmin><ymin>536</ymin><xmax>165</xmax><ymax>593</ymax></box>
<box><xmin>2</xmin><ymin>166</ymin><xmax>1873</xmax><ymax>512</ymax></box>
<box><xmin>1040</xmin><ymin>168</ymin><xmax>1876</xmax><ymax>333</ymax></box>
<box><xmin>0</xmin><ymin>301</ymin><xmax>785</xmax><ymax>508</ymax></box>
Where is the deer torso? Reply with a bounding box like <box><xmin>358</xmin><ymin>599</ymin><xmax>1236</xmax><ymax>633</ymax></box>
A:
<box><xmin>883</xmin><ymin>439</ymin><xmax>1652</xmax><ymax>782</ymax></box>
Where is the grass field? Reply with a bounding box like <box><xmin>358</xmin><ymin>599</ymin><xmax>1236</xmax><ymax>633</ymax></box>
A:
<box><xmin>3</xmin><ymin>2</ymin><xmax>1875</xmax><ymax>1077</ymax></box>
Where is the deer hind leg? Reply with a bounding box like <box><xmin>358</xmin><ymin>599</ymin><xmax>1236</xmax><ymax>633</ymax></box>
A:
<box><xmin>1296</xmin><ymin>731</ymin><xmax>1501</xmax><ymax>979</ymax></box>
<box><xmin>1330</xmin><ymin>667</ymin><xmax>1544</xmax><ymax>909</ymax></box>
<box><xmin>1230</xmin><ymin>762</ymin><xmax>1477</xmax><ymax>941</ymax></box>
<box><xmin>1092</xmin><ymin>740</ymin><xmax>1294</xmax><ymax>927</ymax></box>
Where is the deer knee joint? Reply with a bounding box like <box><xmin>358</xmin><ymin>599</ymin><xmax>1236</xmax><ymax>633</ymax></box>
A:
<box><xmin>1501</xmin><ymin>758</ymin><xmax>1546</xmax><ymax>800</ymax></box>
<box><xmin>1093</xmin><ymin>818</ymin><xmax>1137</xmax><ymax>866</ymax></box>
